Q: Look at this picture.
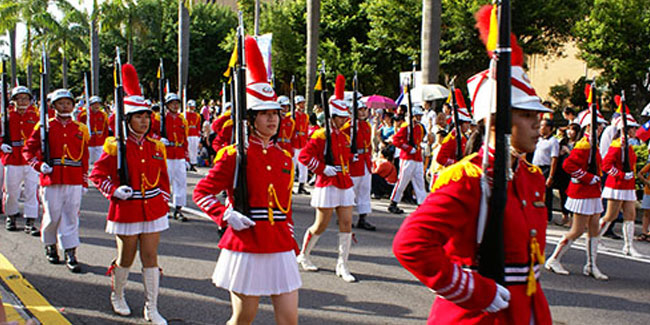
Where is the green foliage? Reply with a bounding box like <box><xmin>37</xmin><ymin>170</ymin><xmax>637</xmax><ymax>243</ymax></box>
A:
<box><xmin>634</xmin><ymin>143</ymin><xmax>648</xmax><ymax>191</ymax></box>
<box><xmin>549</xmin><ymin>82</ymin><xmax>571</xmax><ymax>108</ymax></box>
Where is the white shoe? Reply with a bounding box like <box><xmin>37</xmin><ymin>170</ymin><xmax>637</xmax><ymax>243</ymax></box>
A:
<box><xmin>111</xmin><ymin>292</ymin><xmax>131</xmax><ymax>316</ymax></box>
<box><xmin>336</xmin><ymin>233</ymin><xmax>357</xmax><ymax>283</ymax></box>
<box><xmin>109</xmin><ymin>264</ymin><xmax>131</xmax><ymax>316</ymax></box>
<box><xmin>622</xmin><ymin>245</ymin><xmax>644</xmax><ymax>258</ymax></box>
<box><xmin>144</xmin><ymin>305</ymin><xmax>167</xmax><ymax>325</ymax></box>
<box><xmin>583</xmin><ymin>264</ymin><xmax>608</xmax><ymax>281</ymax></box>
<box><xmin>296</xmin><ymin>254</ymin><xmax>319</xmax><ymax>272</ymax></box>
<box><xmin>336</xmin><ymin>262</ymin><xmax>357</xmax><ymax>283</ymax></box>
<box><xmin>584</xmin><ymin>238</ymin><xmax>608</xmax><ymax>281</ymax></box>
<box><xmin>544</xmin><ymin>258</ymin><xmax>569</xmax><ymax>275</ymax></box>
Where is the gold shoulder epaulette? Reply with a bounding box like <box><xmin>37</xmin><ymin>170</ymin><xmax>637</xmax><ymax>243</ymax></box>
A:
<box><xmin>311</xmin><ymin>128</ymin><xmax>326</xmax><ymax>140</ymax></box>
<box><xmin>400</xmin><ymin>121</ymin><xmax>409</xmax><ymax>129</ymax></box>
<box><xmin>441</xmin><ymin>131</ymin><xmax>455</xmax><ymax>145</ymax></box>
<box><xmin>574</xmin><ymin>137</ymin><xmax>591</xmax><ymax>150</ymax></box>
<box><xmin>146</xmin><ymin>136</ymin><xmax>167</xmax><ymax>160</ymax></box>
<box><xmin>213</xmin><ymin>144</ymin><xmax>237</xmax><ymax>164</ymax></box>
<box><xmin>431</xmin><ymin>153</ymin><xmax>482</xmax><ymax>193</ymax></box>
<box><xmin>610</xmin><ymin>138</ymin><xmax>622</xmax><ymax>148</ymax></box>
<box><xmin>103</xmin><ymin>137</ymin><xmax>117</xmax><ymax>156</ymax></box>
<box><xmin>74</xmin><ymin>121</ymin><xmax>90</xmax><ymax>141</ymax></box>
<box><xmin>223</xmin><ymin>119</ymin><xmax>233</xmax><ymax>128</ymax></box>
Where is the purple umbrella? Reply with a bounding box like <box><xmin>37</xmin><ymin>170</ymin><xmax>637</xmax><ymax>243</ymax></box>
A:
<box><xmin>361</xmin><ymin>95</ymin><xmax>397</xmax><ymax>109</ymax></box>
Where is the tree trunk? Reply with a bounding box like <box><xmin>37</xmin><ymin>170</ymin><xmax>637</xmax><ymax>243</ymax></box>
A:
<box><xmin>90</xmin><ymin>16</ymin><xmax>100</xmax><ymax>96</ymax></box>
<box><xmin>26</xmin><ymin>28</ymin><xmax>32</xmax><ymax>89</ymax></box>
<box><xmin>305</xmin><ymin>0</ymin><xmax>320</xmax><ymax>114</ymax></box>
<box><xmin>178</xmin><ymin>0</ymin><xmax>190</xmax><ymax>99</ymax></box>
<box><xmin>26</xmin><ymin>65</ymin><xmax>32</xmax><ymax>90</ymax></box>
<box><xmin>254</xmin><ymin>0</ymin><xmax>260</xmax><ymax>36</ymax></box>
<box><xmin>421</xmin><ymin>0</ymin><xmax>441</xmax><ymax>84</ymax></box>
<box><xmin>8</xmin><ymin>28</ymin><xmax>17</xmax><ymax>86</ymax></box>
<box><xmin>127</xmin><ymin>36</ymin><xmax>134</xmax><ymax>64</ymax></box>
<box><xmin>62</xmin><ymin>52</ymin><xmax>68</xmax><ymax>89</ymax></box>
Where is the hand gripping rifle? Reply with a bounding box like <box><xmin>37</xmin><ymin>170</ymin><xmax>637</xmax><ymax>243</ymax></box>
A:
<box><xmin>449</xmin><ymin>78</ymin><xmax>464</xmax><ymax>160</ymax></box>
<box><xmin>477</xmin><ymin>0</ymin><xmax>511</xmax><ymax>285</ymax></box>
<box><xmin>114</xmin><ymin>47</ymin><xmax>129</xmax><ymax>186</ymax></box>
<box><xmin>290</xmin><ymin>75</ymin><xmax>296</xmax><ymax>120</ymax></box>
<box><xmin>405</xmin><ymin>62</ymin><xmax>416</xmax><ymax>147</ymax></box>
<box><xmin>83</xmin><ymin>72</ymin><xmax>92</xmax><ymax>136</ymax></box>
<box><xmin>587</xmin><ymin>80</ymin><xmax>598</xmax><ymax>175</ymax></box>
<box><xmin>319</xmin><ymin>61</ymin><xmax>334</xmax><ymax>165</ymax></box>
<box><xmin>39</xmin><ymin>46</ymin><xmax>51</xmax><ymax>166</ymax></box>
<box><xmin>232</xmin><ymin>12</ymin><xmax>249</xmax><ymax>216</ymax></box>
<box><xmin>1</xmin><ymin>59</ymin><xmax>10</xmax><ymax>146</ymax></box>
<box><xmin>157</xmin><ymin>58</ymin><xmax>167</xmax><ymax>138</ymax></box>
<box><xmin>620</xmin><ymin>90</ymin><xmax>630</xmax><ymax>173</ymax></box>
<box><xmin>350</xmin><ymin>71</ymin><xmax>359</xmax><ymax>154</ymax></box>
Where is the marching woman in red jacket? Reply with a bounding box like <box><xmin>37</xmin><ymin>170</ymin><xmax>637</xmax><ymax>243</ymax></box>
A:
<box><xmin>599</xmin><ymin>115</ymin><xmax>642</xmax><ymax>257</ymax></box>
<box><xmin>545</xmin><ymin>109</ymin><xmax>608</xmax><ymax>280</ymax></box>
<box><xmin>89</xmin><ymin>64</ymin><xmax>170</xmax><ymax>324</ymax></box>
<box><xmin>297</xmin><ymin>74</ymin><xmax>357</xmax><ymax>283</ymax></box>
<box><xmin>193</xmin><ymin>37</ymin><xmax>300</xmax><ymax>325</ymax></box>
<box><xmin>393</xmin><ymin>7</ymin><xmax>553</xmax><ymax>324</ymax></box>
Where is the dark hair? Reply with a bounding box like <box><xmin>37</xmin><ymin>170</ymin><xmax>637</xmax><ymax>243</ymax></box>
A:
<box><xmin>563</xmin><ymin>106</ymin><xmax>575</xmax><ymax>116</ymax></box>
<box><xmin>464</xmin><ymin>121</ymin><xmax>485</xmax><ymax>156</ymax></box>
<box><xmin>542</xmin><ymin>118</ymin><xmax>554</xmax><ymax>128</ymax></box>
<box><xmin>308</xmin><ymin>113</ymin><xmax>318</xmax><ymax>126</ymax></box>
<box><xmin>247</xmin><ymin>109</ymin><xmax>282</xmax><ymax>142</ymax></box>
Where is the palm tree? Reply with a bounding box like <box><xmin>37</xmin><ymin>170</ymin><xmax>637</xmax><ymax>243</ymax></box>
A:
<box><xmin>421</xmin><ymin>0</ymin><xmax>441</xmax><ymax>84</ymax></box>
<box><xmin>100</xmin><ymin>0</ymin><xmax>147</xmax><ymax>63</ymax></box>
<box><xmin>178</xmin><ymin>0</ymin><xmax>190</xmax><ymax>99</ymax></box>
<box><xmin>305</xmin><ymin>0</ymin><xmax>320</xmax><ymax>114</ymax></box>
<box><xmin>0</xmin><ymin>0</ymin><xmax>20</xmax><ymax>85</ymax></box>
<box><xmin>89</xmin><ymin>0</ymin><xmax>100</xmax><ymax>95</ymax></box>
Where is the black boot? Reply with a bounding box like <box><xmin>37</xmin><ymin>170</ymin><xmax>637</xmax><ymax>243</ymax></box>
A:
<box><xmin>45</xmin><ymin>245</ymin><xmax>60</xmax><ymax>264</ymax></box>
<box><xmin>173</xmin><ymin>206</ymin><xmax>188</xmax><ymax>222</ymax></box>
<box><xmin>24</xmin><ymin>218</ymin><xmax>40</xmax><ymax>236</ymax></box>
<box><xmin>64</xmin><ymin>248</ymin><xmax>81</xmax><ymax>273</ymax></box>
<box><xmin>356</xmin><ymin>214</ymin><xmax>376</xmax><ymax>231</ymax></box>
<box><xmin>387</xmin><ymin>201</ymin><xmax>404</xmax><ymax>214</ymax></box>
<box><xmin>298</xmin><ymin>183</ymin><xmax>310</xmax><ymax>195</ymax></box>
<box><xmin>190</xmin><ymin>164</ymin><xmax>197</xmax><ymax>172</ymax></box>
<box><xmin>5</xmin><ymin>214</ymin><xmax>18</xmax><ymax>231</ymax></box>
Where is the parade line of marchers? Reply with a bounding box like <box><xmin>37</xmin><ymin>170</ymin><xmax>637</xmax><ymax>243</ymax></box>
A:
<box><xmin>1</xmin><ymin>3</ymin><xmax>649</xmax><ymax>325</ymax></box>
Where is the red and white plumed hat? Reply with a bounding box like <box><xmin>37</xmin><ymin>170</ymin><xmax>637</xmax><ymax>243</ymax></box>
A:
<box><xmin>466</xmin><ymin>5</ymin><xmax>552</xmax><ymax>122</ymax></box>
<box><xmin>613</xmin><ymin>115</ymin><xmax>639</xmax><ymax>129</ymax></box>
<box><xmin>246</xmin><ymin>36</ymin><xmax>280</xmax><ymax>111</ymax></box>
<box><xmin>577</xmin><ymin>109</ymin><xmax>606</xmax><ymax>128</ymax></box>
<box><xmin>122</xmin><ymin>64</ymin><xmax>150</xmax><ymax>115</ymax></box>
<box><xmin>328</xmin><ymin>75</ymin><xmax>350</xmax><ymax>117</ymax></box>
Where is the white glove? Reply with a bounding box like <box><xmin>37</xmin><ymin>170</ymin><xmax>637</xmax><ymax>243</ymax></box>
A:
<box><xmin>185</xmin><ymin>161</ymin><xmax>191</xmax><ymax>170</ymax></box>
<box><xmin>624</xmin><ymin>172</ymin><xmax>634</xmax><ymax>180</ymax></box>
<box><xmin>112</xmin><ymin>185</ymin><xmax>133</xmax><ymax>200</ymax></box>
<box><xmin>352</xmin><ymin>154</ymin><xmax>359</xmax><ymax>162</ymax></box>
<box><xmin>409</xmin><ymin>148</ymin><xmax>417</xmax><ymax>155</ymax></box>
<box><xmin>1</xmin><ymin>143</ymin><xmax>12</xmax><ymax>154</ymax></box>
<box><xmin>223</xmin><ymin>205</ymin><xmax>256</xmax><ymax>231</ymax></box>
<box><xmin>323</xmin><ymin>165</ymin><xmax>337</xmax><ymax>177</ymax></box>
<box><xmin>589</xmin><ymin>175</ymin><xmax>601</xmax><ymax>185</ymax></box>
<box><xmin>160</xmin><ymin>138</ymin><xmax>171</xmax><ymax>146</ymax></box>
<box><xmin>483</xmin><ymin>284</ymin><xmax>511</xmax><ymax>313</ymax></box>
<box><xmin>40</xmin><ymin>163</ymin><xmax>53</xmax><ymax>174</ymax></box>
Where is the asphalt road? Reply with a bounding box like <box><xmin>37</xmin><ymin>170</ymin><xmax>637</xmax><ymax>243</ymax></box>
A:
<box><xmin>1</xmin><ymin>166</ymin><xmax>650</xmax><ymax>324</ymax></box>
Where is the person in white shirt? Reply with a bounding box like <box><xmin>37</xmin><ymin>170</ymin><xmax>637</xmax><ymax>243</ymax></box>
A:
<box><xmin>532</xmin><ymin>118</ymin><xmax>560</xmax><ymax>222</ymax></box>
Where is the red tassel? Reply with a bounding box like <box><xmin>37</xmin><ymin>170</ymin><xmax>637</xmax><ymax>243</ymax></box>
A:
<box><xmin>335</xmin><ymin>74</ymin><xmax>345</xmax><ymax>100</ymax></box>
<box><xmin>121</xmin><ymin>64</ymin><xmax>141</xmax><ymax>97</ymax></box>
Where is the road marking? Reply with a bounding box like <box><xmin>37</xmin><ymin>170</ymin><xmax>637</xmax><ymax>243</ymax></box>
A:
<box><xmin>0</xmin><ymin>253</ymin><xmax>71</xmax><ymax>324</ymax></box>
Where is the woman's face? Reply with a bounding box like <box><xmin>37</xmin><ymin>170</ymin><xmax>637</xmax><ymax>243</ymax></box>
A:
<box><xmin>12</xmin><ymin>93</ymin><xmax>31</xmax><ymax>111</ymax></box>
<box><xmin>511</xmin><ymin>109</ymin><xmax>541</xmax><ymax>154</ymax></box>
<box><xmin>358</xmin><ymin>107</ymin><xmax>370</xmax><ymax>120</ymax></box>
<box><xmin>129</xmin><ymin>112</ymin><xmax>151</xmax><ymax>135</ymax></box>
<box><xmin>567</xmin><ymin>125</ymin><xmax>578</xmax><ymax>140</ymax></box>
<box><xmin>53</xmin><ymin>98</ymin><xmax>74</xmax><ymax>116</ymax></box>
<box><xmin>254</xmin><ymin>109</ymin><xmax>280</xmax><ymax>139</ymax></box>
<box><xmin>332</xmin><ymin>115</ymin><xmax>348</xmax><ymax>129</ymax></box>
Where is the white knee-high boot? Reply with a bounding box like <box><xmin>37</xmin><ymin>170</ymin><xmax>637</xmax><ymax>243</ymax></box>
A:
<box><xmin>110</xmin><ymin>264</ymin><xmax>131</xmax><ymax>316</ymax></box>
<box><xmin>336</xmin><ymin>232</ymin><xmax>356</xmax><ymax>283</ymax></box>
<box><xmin>583</xmin><ymin>237</ymin><xmax>608</xmax><ymax>281</ymax></box>
<box><xmin>297</xmin><ymin>231</ymin><xmax>320</xmax><ymax>271</ymax></box>
<box><xmin>622</xmin><ymin>221</ymin><xmax>643</xmax><ymax>257</ymax></box>
<box><xmin>143</xmin><ymin>267</ymin><xmax>167</xmax><ymax>325</ymax></box>
<box><xmin>544</xmin><ymin>235</ymin><xmax>573</xmax><ymax>275</ymax></box>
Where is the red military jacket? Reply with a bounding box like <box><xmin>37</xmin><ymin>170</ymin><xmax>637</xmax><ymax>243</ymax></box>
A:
<box><xmin>213</xmin><ymin>119</ymin><xmax>234</xmax><ymax>152</ymax></box>
<box><xmin>193</xmin><ymin>136</ymin><xmax>298</xmax><ymax>254</ymax></box>
<box><xmin>393</xmin><ymin>121</ymin><xmax>425</xmax><ymax>162</ymax></box>
<box><xmin>341</xmin><ymin>119</ymin><xmax>372</xmax><ymax>177</ymax></box>
<box><xmin>1</xmin><ymin>106</ymin><xmax>39</xmax><ymax>166</ymax></box>
<box><xmin>23</xmin><ymin>117</ymin><xmax>89</xmax><ymax>187</ymax></box>
<box><xmin>163</xmin><ymin>112</ymin><xmax>189</xmax><ymax>160</ymax></box>
<box><xmin>393</xmin><ymin>149</ymin><xmax>551</xmax><ymax>325</ymax></box>
<box><xmin>436</xmin><ymin>128</ymin><xmax>467</xmax><ymax>167</ymax></box>
<box><xmin>299</xmin><ymin>127</ymin><xmax>353</xmax><ymax>189</ymax></box>
<box><xmin>89</xmin><ymin>135</ymin><xmax>171</xmax><ymax>223</ymax></box>
<box><xmin>78</xmin><ymin>107</ymin><xmax>109</xmax><ymax>147</ymax></box>
<box><xmin>185</xmin><ymin>111</ymin><xmax>202</xmax><ymax>137</ymax></box>
<box><xmin>603</xmin><ymin>138</ymin><xmax>637</xmax><ymax>191</ymax></box>
<box><xmin>277</xmin><ymin>112</ymin><xmax>295</xmax><ymax>154</ymax></box>
<box><xmin>291</xmin><ymin>110</ymin><xmax>309</xmax><ymax>149</ymax></box>
<box><xmin>563</xmin><ymin>136</ymin><xmax>602</xmax><ymax>199</ymax></box>
<box><xmin>211</xmin><ymin>110</ymin><xmax>231</xmax><ymax>133</ymax></box>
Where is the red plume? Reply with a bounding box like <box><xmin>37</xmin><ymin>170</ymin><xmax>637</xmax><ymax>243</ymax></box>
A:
<box><xmin>335</xmin><ymin>74</ymin><xmax>345</xmax><ymax>100</ymax></box>
<box><xmin>584</xmin><ymin>84</ymin><xmax>591</xmax><ymax>102</ymax></box>
<box><xmin>614</xmin><ymin>95</ymin><xmax>621</xmax><ymax>108</ymax></box>
<box><xmin>122</xmin><ymin>64</ymin><xmax>141</xmax><ymax>97</ymax></box>
<box><xmin>474</xmin><ymin>5</ymin><xmax>523</xmax><ymax>66</ymax></box>
<box><xmin>454</xmin><ymin>88</ymin><xmax>467</xmax><ymax>109</ymax></box>
<box><xmin>245</xmin><ymin>36</ymin><xmax>268</xmax><ymax>84</ymax></box>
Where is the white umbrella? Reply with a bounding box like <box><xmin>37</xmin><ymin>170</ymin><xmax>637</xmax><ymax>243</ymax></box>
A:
<box><xmin>420</xmin><ymin>84</ymin><xmax>450</xmax><ymax>101</ymax></box>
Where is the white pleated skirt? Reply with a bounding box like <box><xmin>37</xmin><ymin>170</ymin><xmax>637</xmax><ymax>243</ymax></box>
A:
<box><xmin>212</xmin><ymin>249</ymin><xmax>302</xmax><ymax>296</ymax></box>
<box><xmin>601</xmin><ymin>187</ymin><xmax>636</xmax><ymax>201</ymax></box>
<box><xmin>565</xmin><ymin>198</ymin><xmax>603</xmax><ymax>215</ymax></box>
<box><xmin>310</xmin><ymin>186</ymin><xmax>356</xmax><ymax>208</ymax></box>
<box><xmin>106</xmin><ymin>215</ymin><xmax>169</xmax><ymax>236</ymax></box>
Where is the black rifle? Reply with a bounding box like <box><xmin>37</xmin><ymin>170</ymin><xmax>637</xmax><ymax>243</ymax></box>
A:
<box><xmin>587</xmin><ymin>80</ymin><xmax>598</xmax><ymax>175</ymax></box>
<box><xmin>405</xmin><ymin>62</ymin><xmax>416</xmax><ymax>147</ymax></box>
<box><xmin>114</xmin><ymin>47</ymin><xmax>129</xmax><ymax>186</ymax></box>
<box><xmin>319</xmin><ymin>61</ymin><xmax>334</xmax><ymax>165</ymax></box>
<box><xmin>158</xmin><ymin>59</ymin><xmax>166</xmax><ymax>138</ymax></box>
<box><xmin>621</xmin><ymin>90</ymin><xmax>630</xmax><ymax>173</ymax></box>
<box><xmin>477</xmin><ymin>0</ymin><xmax>511</xmax><ymax>285</ymax></box>
<box><xmin>39</xmin><ymin>46</ymin><xmax>51</xmax><ymax>166</ymax></box>
<box><xmin>449</xmin><ymin>80</ymin><xmax>464</xmax><ymax>160</ymax></box>
<box><xmin>350</xmin><ymin>71</ymin><xmax>359</xmax><ymax>154</ymax></box>
<box><xmin>1</xmin><ymin>60</ymin><xmax>10</xmax><ymax>146</ymax></box>
<box><xmin>232</xmin><ymin>12</ymin><xmax>249</xmax><ymax>216</ymax></box>
<box><xmin>290</xmin><ymin>75</ymin><xmax>296</xmax><ymax>120</ymax></box>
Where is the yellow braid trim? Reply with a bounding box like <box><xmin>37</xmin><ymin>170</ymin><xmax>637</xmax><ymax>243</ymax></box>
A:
<box><xmin>103</xmin><ymin>137</ymin><xmax>117</xmax><ymax>156</ymax></box>
<box><xmin>213</xmin><ymin>145</ymin><xmax>236</xmax><ymax>164</ymax></box>
<box><xmin>311</xmin><ymin>128</ymin><xmax>326</xmax><ymax>140</ymax></box>
<box><xmin>610</xmin><ymin>138</ymin><xmax>621</xmax><ymax>148</ymax></box>
<box><xmin>526</xmin><ymin>236</ymin><xmax>545</xmax><ymax>296</ymax></box>
<box><xmin>574</xmin><ymin>137</ymin><xmax>591</xmax><ymax>150</ymax></box>
<box><xmin>267</xmin><ymin>163</ymin><xmax>294</xmax><ymax>226</ymax></box>
<box><xmin>141</xmin><ymin>169</ymin><xmax>161</xmax><ymax>198</ymax></box>
<box><xmin>431</xmin><ymin>153</ymin><xmax>481</xmax><ymax>193</ymax></box>
<box><xmin>441</xmin><ymin>131</ymin><xmax>455</xmax><ymax>145</ymax></box>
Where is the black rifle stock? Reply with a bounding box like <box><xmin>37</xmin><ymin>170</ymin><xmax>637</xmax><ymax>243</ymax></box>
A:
<box><xmin>114</xmin><ymin>47</ymin><xmax>129</xmax><ymax>186</ymax></box>
<box><xmin>232</xmin><ymin>12</ymin><xmax>249</xmax><ymax>216</ymax></box>
<box><xmin>588</xmin><ymin>80</ymin><xmax>598</xmax><ymax>175</ymax></box>
<box><xmin>621</xmin><ymin>90</ymin><xmax>630</xmax><ymax>173</ymax></box>
<box><xmin>449</xmin><ymin>83</ymin><xmax>463</xmax><ymax>159</ymax></box>
<box><xmin>39</xmin><ymin>47</ymin><xmax>51</xmax><ymax>166</ymax></box>
<box><xmin>319</xmin><ymin>61</ymin><xmax>334</xmax><ymax>166</ymax></box>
